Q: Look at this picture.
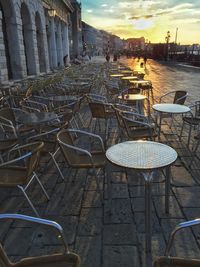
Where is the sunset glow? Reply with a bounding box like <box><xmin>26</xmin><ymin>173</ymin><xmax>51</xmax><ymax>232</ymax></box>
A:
<box><xmin>82</xmin><ymin>0</ymin><xmax>200</xmax><ymax>44</ymax></box>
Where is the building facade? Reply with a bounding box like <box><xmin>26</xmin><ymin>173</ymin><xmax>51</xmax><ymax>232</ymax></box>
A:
<box><xmin>0</xmin><ymin>0</ymin><xmax>77</xmax><ymax>84</ymax></box>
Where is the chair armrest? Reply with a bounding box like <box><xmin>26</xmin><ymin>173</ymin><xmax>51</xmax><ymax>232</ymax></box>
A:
<box><xmin>27</xmin><ymin>128</ymin><xmax>60</xmax><ymax>141</ymax></box>
<box><xmin>0</xmin><ymin>120</ymin><xmax>17</xmax><ymax>137</ymax></box>
<box><xmin>7</xmin><ymin>141</ymin><xmax>43</xmax><ymax>160</ymax></box>
<box><xmin>159</xmin><ymin>91</ymin><xmax>175</xmax><ymax>103</ymax></box>
<box><xmin>0</xmin><ymin>213</ymin><xmax>69</xmax><ymax>253</ymax></box>
<box><xmin>58</xmin><ymin>138</ymin><xmax>95</xmax><ymax>164</ymax></box>
<box><xmin>165</xmin><ymin>218</ymin><xmax>200</xmax><ymax>256</ymax></box>
<box><xmin>67</xmin><ymin>129</ymin><xmax>105</xmax><ymax>152</ymax></box>
<box><xmin>0</xmin><ymin>116</ymin><xmax>13</xmax><ymax>126</ymax></box>
<box><xmin>120</xmin><ymin>111</ymin><xmax>149</xmax><ymax>123</ymax></box>
<box><xmin>0</xmin><ymin>151</ymin><xmax>32</xmax><ymax>166</ymax></box>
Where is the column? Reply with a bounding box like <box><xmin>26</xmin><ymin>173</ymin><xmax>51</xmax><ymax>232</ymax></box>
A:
<box><xmin>57</xmin><ymin>21</ymin><xmax>64</xmax><ymax>67</ymax></box>
<box><xmin>62</xmin><ymin>23</ymin><xmax>70</xmax><ymax>62</ymax></box>
<box><xmin>49</xmin><ymin>16</ymin><xmax>57</xmax><ymax>68</ymax></box>
<box><xmin>0</xmin><ymin>11</ymin><xmax>8</xmax><ymax>82</ymax></box>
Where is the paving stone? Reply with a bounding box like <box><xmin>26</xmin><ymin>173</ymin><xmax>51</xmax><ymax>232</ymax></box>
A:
<box><xmin>134</xmin><ymin>211</ymin><xmax>161</xmax><ymax>234</ymax></box>
<box><xmin>44</xmin><ymin>215</ymin><xmax>78</xmax><ymax>245</ymax></box>
<box><xmin>103</xmin><ymin>224</ymin><xmax>137</xmax><ymax>245</ymax></box>
<box><xmin>126</xmin><ymin>171</ymin><xmax>144</xmax><ymax>186</ymax></box>
<box><xmin>110</xmin><ymin>171</ymin><xmax>127</xmax><ymax>184</ymax></box>
<box><xmin>45</xmin><ymin>182</ymin><xmax>84</xmax><ymax>216</ymax></box>
<box><xmin>153</xmin><ymin>195</ymin><xmax>183</xmax><ymax>218</ymax></box>
<box><xmin>78</xmin><ymin>208</ymin><xmax>103</xmax><ymax>236</ymax></box>
<box><xmin>129</xmin><ymin>186</ymin><xmax>145</xmax><ymax>198</ymax></box>
<box><xmin>104</xmin><ymin>199</ymin><xmax>133</xmax><ymax>224</ymax></box>
<box><xmin>103</xmin><ymin>245</ymin><xmax>140</xmax><ymax>267</ymax></box>
<box><xmin>75</xmin><ymin>236</ymin><xmax>101</xmax><ymax>267</ymax></box>
<box><xmin>82</xmin><ymin>191</ymin><xmax>103</xmax><ymax>208</ymax></box>
<box><xmin>173</xmin><ymin>186</ymin><xmax>200</xmax><ymax>208</ymax></box>
<box><xmin>105</xmin><ymin>183</ymin><xmax>129</xmax><ymax>199</ymax></box>
<box><xmin>170</xmin><ymin>165</ymin><xmax>196</xmax><ymax>186</ymax></box>
<box><xmin>3</xmin><ymin>227</ymin><xmax>33</xmax><ymax>255</ymax></box>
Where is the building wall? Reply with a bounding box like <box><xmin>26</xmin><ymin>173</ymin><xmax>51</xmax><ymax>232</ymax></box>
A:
<box><xmin>0</xmin><ymin>0</ymin><xmax>72</xmax><ymax>84</ymax></box>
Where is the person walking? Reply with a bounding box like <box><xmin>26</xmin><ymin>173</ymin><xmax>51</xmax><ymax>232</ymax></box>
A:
<box><xmin>144</xmin><ymin>56</ymin><xmax>147</xmax><ymax>66</ymax></box>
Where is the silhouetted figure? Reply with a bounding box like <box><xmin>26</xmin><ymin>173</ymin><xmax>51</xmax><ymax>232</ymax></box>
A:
<box><xmin>144</xmin><ymin>56</ymin><xmax>147</xmax><ymax>65</ymax></box>
<box><xmin>113</xmin><ymin>53</ymin><xmax>118</xmax><ymax>62</ymax></box>
<box><xmin>105</xmin><ymin>53</ymin><xmax>110</xmax><ymax>62</ymax></box>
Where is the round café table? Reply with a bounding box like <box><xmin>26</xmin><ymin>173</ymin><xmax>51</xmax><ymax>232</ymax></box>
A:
<box><xmin>118</xmin><ymin>94</ymin><xmax>146</xmax><ymax>113</ymax></box>
<box><xmin>121</xmin><ymin>76</ymin><xmax>138</xmax><ymax>80</ymax></box>
<box><xmin>121</xmin><ymin>70</ymin><xmax>133</xmax><ymax>74</ymax></box>
<box><xmin>110</xmin><ymin>73</ymin><xmax>124</xmax><ymax>78</ymax></box>
<box><xmin>106</xmin><ymin>140</ymin><xmax>177</xmax><ymax>260</ymax></box>
<box><xmin>152</xmin><ymin>103</ymin><xmax>190</xmax><ymax>139</ymax></box>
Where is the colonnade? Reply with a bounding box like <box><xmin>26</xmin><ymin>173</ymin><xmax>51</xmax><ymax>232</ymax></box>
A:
<box><xmin>0</xmin><ymin>0</ymin><xmax>70</xmax><ymax>83</ymax></box>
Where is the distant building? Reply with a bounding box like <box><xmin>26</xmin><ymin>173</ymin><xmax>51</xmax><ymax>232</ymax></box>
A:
<box><xmin>126</xmin><ymin>37</ymin><xmax>145</xmax><ymax>54</ymax></box>
<box><xmin>82</xmin><ymin>21</ymin><xmax>100</xmax><ymax>56</ymax></box>
<box><xmin>69</xmin><ymin>0</ymin><xmax>82</xmax><ymax>58</ymax></box>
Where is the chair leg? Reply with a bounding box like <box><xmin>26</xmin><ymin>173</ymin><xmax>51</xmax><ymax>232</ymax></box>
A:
<box><xmin>33</xmin><ymin>172</ymin><xmax>50</xmax><ymax>201</ymax></box>
<box><xmin>49</xmin><ymin>148</ymin><xmax>65</xmax><ymax>181</ymax></box>
<box><xmin>17</xmin><ymin>185</ymin><xmax>40</xmax><ymax>217</ymax></box>
<box><xmin>179</xmin><ymin>121</ymin><xmax>185</xmax><ymax>140</ymax></box>
<box><xmin>187</xmin><ymin>126</ymin><xmax>192</xmax><ymax>147</ymax></box>
<box><xmin>189</xmin><ymin>138</ymin><xmax>200</xmax><ymax>166</ymax></box>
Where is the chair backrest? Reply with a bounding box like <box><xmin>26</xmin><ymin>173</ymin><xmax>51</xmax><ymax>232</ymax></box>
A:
<box><xmin>23</xmin><ymin>142</ymin><xmax>44</xmax><ymax>177</ymax></box>
<box><xmin>57</xmin><ymin>130</ymin><xmax>77</xmax><ymax>166</ymax></box>
<box><xmin>0</xmin><ymin>244</ymin><xmax>11</xmax><ymax>267</ymax></box>
<box><xmin>194</xmin><ymin>101</ymin><xmax>200</xmax><ymax>117</ymax></box>
<box><xmin>113</xmin><ymin>104</ymin><xmax>138</xmax><ymax>130</ymax></box>
<box><xmin>120</xmin><ymin>111</ymin><xmax>153</xmax><ymax>139</ymax></box>
<box><xmin>21</xmin><ymin>99</ymin><xmax>49</xmax><ymax>112</ymax></box>
<box><xmin>0</xmin><ymin>108</ymin><xmax>15</xmax><ymax>125</ymax></box>
<box><xmin>87</xmin><ymin>93</ymin><xmax>107</xmax><ymax>103</ymax></box>
<box><xmin>174</xmin><ymin>90</ymin><xmax>188</xmax><ymax>105</ymax></box>
<box><xmin>89</xmin><ymin>102</ymin><xmax>106</xmax><ymax>119</ymax></box>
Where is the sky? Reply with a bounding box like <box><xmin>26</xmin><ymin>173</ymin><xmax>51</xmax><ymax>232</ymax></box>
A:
<box><xmin>81</xmin><ymin>0</ymin><xmax>200</xmax><ymax>44</ymax></box>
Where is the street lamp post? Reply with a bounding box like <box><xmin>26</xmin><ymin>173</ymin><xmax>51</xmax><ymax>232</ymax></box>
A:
<box><xmin>165</xmin><ymin>31</ymin><xmax>170</xmax><ymax>61</ymax></box>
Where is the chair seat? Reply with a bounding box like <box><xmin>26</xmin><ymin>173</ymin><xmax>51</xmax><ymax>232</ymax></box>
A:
<box><xmin>15</xmin><ymin>252</ymin><xmax>81</xmax><ymax>267</ymax></box>
<box><xmin>69</xmin><ymin>152</ymin><xmax>106</xmax><ymax>168</ymax></box>
<box><xmin>154</xmin><ymin>256</ymin><xmax>200</xmax><ymax>267</ymax></box>
<box><xmin>0</xmin><ymin>167</ymin><xmax>27</xmax><ymax>187</ymax></box>
<box><xmin>128</xmin><ymin>127</ymin><xmax>157</xmax><ymax>139</ymax></box>
<box><xmin>0</xmin><ymin>139</ymin><xmax>17</xmax><ymax>152</ymax></box>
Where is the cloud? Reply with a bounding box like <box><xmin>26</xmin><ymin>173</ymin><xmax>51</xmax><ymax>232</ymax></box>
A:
<box><xmin>129</xmin><ymin>14</ymin><xmax>154</xmax><ymax>20</ymax></box>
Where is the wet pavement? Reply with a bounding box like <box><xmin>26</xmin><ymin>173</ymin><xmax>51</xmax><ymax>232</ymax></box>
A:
<box><xmin>0</xmin><ymin>57</ymin><xmax>200</xmax><ymax>267</ymax></box>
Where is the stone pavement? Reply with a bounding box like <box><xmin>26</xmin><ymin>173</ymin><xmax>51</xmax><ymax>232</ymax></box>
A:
<box><xmin>0</xmin><ymin>58</ymin><xmax>200</xmax><ymax>267</ymax></box>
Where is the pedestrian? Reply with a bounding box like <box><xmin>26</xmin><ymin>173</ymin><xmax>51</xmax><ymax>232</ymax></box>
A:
<box><xmin>113</xmin><ymin>53</ymin><xmax>118</xmax><ymax>62</ymax></box>
<box><xmin>144</xmin><ymin>56</ymin><xmax>147</xmax><ymax>65</ymax></box>
<box><xmin>105</xmin><ymin>53</ymin><xmax>110</xmax><ymax>62</ymax></box>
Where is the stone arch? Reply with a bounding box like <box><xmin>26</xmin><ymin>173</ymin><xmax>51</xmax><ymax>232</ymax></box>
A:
<box><xmin>0</xmin><ymin>0</ymin><xmax>21</xmax><ymax>80</ymax></box>
<box><xmin>0</xmin><ymin>2</ymin><xmax>11</xmax><ymax>80</ymax></box>
<box><xmin>35</xmin><ymin>11</ymin><xmax>46</xmax><ymax>72</ymax></box>
<box><xmin>21</xmin><ymin>2</ymin><xmax>36</xmax><ymax>75</ymax></box>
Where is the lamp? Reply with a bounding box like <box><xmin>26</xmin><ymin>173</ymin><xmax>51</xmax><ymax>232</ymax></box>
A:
<box><xmin>48</xmin><ymin>8</ymin><xmax>56</xmax><ymax>17</ymax></box>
